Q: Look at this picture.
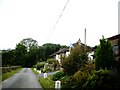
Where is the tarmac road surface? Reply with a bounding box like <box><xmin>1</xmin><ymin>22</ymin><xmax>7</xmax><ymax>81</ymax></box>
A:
<box><xmin>1</xmin><ymin>68</ymin><xmax>42</xmax><ymax>89</ymax></box>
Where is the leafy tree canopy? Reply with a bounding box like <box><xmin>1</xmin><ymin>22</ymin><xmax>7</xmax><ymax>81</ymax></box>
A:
<box><xmin>95</xmin><ymin>36</ymin><xmax>115</xmax><ymax>70</ymax></box>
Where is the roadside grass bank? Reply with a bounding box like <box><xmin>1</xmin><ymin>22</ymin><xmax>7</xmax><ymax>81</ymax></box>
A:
<box><xmin>0</xmin><ymin>68</ymin><xmax>22</xmax><ymax>81</ymax></box>
<box><xmin>31</xmin><ymin>68</ymin><xmax>55</xmax><ymax>89</ymax></box>
<box><xmin>31</xmin><ymin>68</ymin><xmax>39</xmax><ymax>74</ymax></box>
<box><xmin>39</xmin><ymin>76</ymin><xmax>55</xmax><ymax>90</ymax></box>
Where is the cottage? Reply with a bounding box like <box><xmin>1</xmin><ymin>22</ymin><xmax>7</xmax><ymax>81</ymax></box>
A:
<box><xmin>50</xmin><ymin>47</ymin><xmax>70</xmax><ymax>63</ymax></box>
<box><xmin>108</xmin><ymin>34</ymin><xmax>120</xmax><ymax>60</ymax></box>
<box><xmin>50</xmin><ymin>38</ymin><xmax>93</xmax><ymax>63</ymax></box>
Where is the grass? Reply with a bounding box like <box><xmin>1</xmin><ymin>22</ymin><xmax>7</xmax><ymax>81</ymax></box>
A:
<box><xmin>31</xmin><ymin>68</ymin><xmax>39</xmax><ymax>74</ymax></box>
<box><xmin>31</xmin><ymin>67</ymin><xmax>55</xmax><ymax>89</ymax></box>
<box><xmin>0</xmin><ymin>68</ymin><xmax>22</xmax><ymax>81</ymax></box>
<box><xmin>39</xmin><ymin>76</ymin><xmax>55</xmax><ymax>90</ymax></box>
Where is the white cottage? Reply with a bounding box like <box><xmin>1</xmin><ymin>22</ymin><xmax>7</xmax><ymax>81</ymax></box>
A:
<box><xmin>50</xmin><ymin>48</ymin><xmax>70</xmax><ymax>63</ymax></box>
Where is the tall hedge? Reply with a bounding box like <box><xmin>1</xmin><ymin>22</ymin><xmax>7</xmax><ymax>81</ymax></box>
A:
<box><xmin>95</xmin><ymin>36</ymin><xmax>115</xmax><ymax>70</ymax></box>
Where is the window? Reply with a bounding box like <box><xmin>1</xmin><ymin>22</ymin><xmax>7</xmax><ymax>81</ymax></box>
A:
<box><xmin>113</xmin><ymin>45</ymin><xmax>119</xmax><ymax>55</ymax></box>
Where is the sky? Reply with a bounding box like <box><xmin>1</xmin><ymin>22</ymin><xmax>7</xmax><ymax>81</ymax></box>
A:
<box><xmin>0</xmin><ymin>0</ymin><xmax>119</xmax><ymax>49</ymax></box>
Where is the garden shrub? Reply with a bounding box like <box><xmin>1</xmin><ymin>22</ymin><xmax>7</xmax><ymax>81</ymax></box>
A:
<box><xmin>2</xmin><ymin>66</ymin><xmax>21</xmax><ymax>74</ymax></box>
<box><xmin>69</xmin><ymin>71</ymin><xmax>89</xmax><ymax>89</ymax></box>
<box><xmin>52</xmin><ymin>71</ymin><xmax>65</xmax><ymax>81</ymax></box>
<box><xmin>60</xmin><ymin>76</ymin><xmax>72</xmax><ymax>88</ymax></box>
<box><xmin>83</xmin><ymin>69</ymin><xmax>120</xmax><ymax>89</ymax></box>
<box><xmin>47</xmin><ymin>58</ymin><xmax>55</xmax><ymax>64</ymax></box>
<box><xmin>45</xmin><ymin>65</ymin><xmax>52</xmax><ymax>72</ymax></box>
<box><xmin>36</xmin><ymin>62</ymin><xmax>45</xmax><ymax>70</ymax></box>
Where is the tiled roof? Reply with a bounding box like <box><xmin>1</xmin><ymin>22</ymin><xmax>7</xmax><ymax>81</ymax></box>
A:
<box><xmin>50</xmin><ymin>47</ymin><xmax>69</xmax><ymax>57</ymax></box>
<box><xmin>108</xmin><ymin>34</ymin><xmax>120</xmax><ymax>40</ymax></box>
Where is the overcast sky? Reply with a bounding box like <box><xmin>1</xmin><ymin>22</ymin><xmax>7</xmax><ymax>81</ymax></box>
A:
<box><xmin>0</xmin><ymin>0</ymin><xmax>119</xmax><ymax>49</ymax></box>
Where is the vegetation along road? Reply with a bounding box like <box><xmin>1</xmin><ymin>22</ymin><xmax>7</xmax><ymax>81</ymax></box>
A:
<box><xmin>1</xmin><ymin>68</ymin><xmax>42</xmax><ymax>89</ymax></box>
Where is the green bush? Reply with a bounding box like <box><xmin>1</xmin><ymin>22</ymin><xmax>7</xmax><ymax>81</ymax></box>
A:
<box><xmin>2</xmin><ymin>66</ymin><xmax>21</xmax><ymax>74</ymax></box>
<box><xmin>62</xmin><ymin>44</ymin><xmax>88</xmax><ymax>76</ymax></box>
<box><xmin>66</xmin><ymin>71</ymin><xmax>89</xmax><ymax>89</ymax></box>
<box><xmin>47</xmin><ymin>58</ymin><xmax>55</xmax><ymax>64</ymax></box>
<box><xmin>83</xmin><ymin>69</ymin><xmax>120</xmax><ymax>89</ymax></box>
<box><xmin>36</xmin><ymin>62</ymin><xmax>45</xmax><ymax>70</ymax></box>
<box><xmin>52</xmin><ymin>71</ymin><xmax>65</xmax><ymax>81</ymax></box>
<box><xmin>60</xmin><ymin>76</ymin><xmax>73</xmax><ymax>88</ymax></box>
<box><xmin>45</xmin><ymin>65</ymin><xmax>52</xmax><ymax>72</ymax></box>
<box><xmin>95</xmin><ymin>36</ymin><xmax>115</xmax><ymax>70</ymax></box>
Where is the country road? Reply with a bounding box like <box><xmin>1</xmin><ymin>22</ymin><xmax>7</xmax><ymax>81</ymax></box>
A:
<box><xmin>1</xmin><ymin>68</ymin><xmax>42</xmax><ymax>89</ymax></box>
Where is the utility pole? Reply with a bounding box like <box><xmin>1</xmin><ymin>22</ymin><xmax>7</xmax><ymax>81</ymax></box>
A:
<box><xmin>118</xmin><ymin>1</ymin><xmax>120</xmax><ymax>34</ymax></box>
<box><xmin>84</xmin><ymin>28</ymin><xmax>86</xmax><ymax>45</ymax></box>
<box><xmin>84</xmin><ymin>28</ymin><xmax>86</xmax><ymax>51</ymax></box>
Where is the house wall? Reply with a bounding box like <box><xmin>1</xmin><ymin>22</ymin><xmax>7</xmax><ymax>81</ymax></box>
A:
<box><xmin>109</xmin><ymin>36</ymin><xmax>120</xmax><ymax>60</ymax></box>
<box><xmin>109</xmin><ymin>39</ymin><xmax>119</xmax><ymax>46</ymax></box>
<box><xmin>55</xmin><ymin>54</ymin><xmax>61</xmax><ymax>63</ymax></box>
<box><xmin>55</xmin><ymin>51</ymin><xmax>70</xmax><ymax>63</ymax></box>
<box><xmin>88</xmin><ymin>51</ymin><xmax>94</xmax><ymax>60</ymax></box>
<box><xmin>66</xmin><ymin>51</ymin><xmax>70</xmax><ymax>57</ymax></box>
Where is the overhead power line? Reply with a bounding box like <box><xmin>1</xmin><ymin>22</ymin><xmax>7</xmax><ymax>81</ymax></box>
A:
<box><xmin>46</xmin><ymin>0</ymin><xmax>70</xmax><ymax>43</ymax></box>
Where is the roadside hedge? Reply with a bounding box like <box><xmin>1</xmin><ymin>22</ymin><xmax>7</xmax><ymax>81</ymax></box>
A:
<box><xmin>2</xmin><ymin>66</ymin><xmax>21</xmax><ymax>74</ymax></box>
<box><xmin>52</xmin><ymin>71</ymin><xmax>65</xmax><ymax>81</ymax></box>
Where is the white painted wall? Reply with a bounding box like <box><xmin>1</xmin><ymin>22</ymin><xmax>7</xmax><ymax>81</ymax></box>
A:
<box><xmin>66</xmin><ymin>51</ymin><xmax>70</xmax><ymax>57</ymax></box>
<box><xmin>55</xmin><ymin>54</ymin><xmax>61</xmax><ymax>63</ymax></box>
<box><xmin>88</xmin><ymin>51</ymin><xmax>94</xmax><ymax>60</ymax></box>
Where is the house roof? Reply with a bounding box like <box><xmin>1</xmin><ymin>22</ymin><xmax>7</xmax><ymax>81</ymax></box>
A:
<box><xmin>108</xmin><ymin>34</ymin><xmax>120</xmax><ymax>40</ymax></box>
<box><xmin>49</xmin><ymin>47</ymin><xmax>69</xmax><ymax>57</ymax></box>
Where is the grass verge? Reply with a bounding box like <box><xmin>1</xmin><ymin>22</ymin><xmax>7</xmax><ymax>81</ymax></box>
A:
<box><xmin>0</xmin><ymin>68</ymin><xmax>22</xmax><ymax>81</ymax></box>
<box><xmin>31</xmin><ymin>68</ymin><xmax>39</xmax><ymax>74</ymax></box>
<box><xmin>39</xmin><ymin>76</ymin><xmax>55</xmax><ymax>90</ymax></box>
<box><xmin>31</xmin><ymin>67</ymin><xmax>55</xmax><ymax>89</ymax></box>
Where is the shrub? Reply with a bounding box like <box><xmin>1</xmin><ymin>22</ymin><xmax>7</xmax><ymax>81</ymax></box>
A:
<box><xmin>52</xmin><ymin>71</ymin><xmax>65</xmax><ymax>81</ymax></box>
<box><xmin>36</xmin><ymin>62</ymin><xmax>45</xmax><ymax>70</ymax></box>
<box><xmin>70</xmin><ymin>71</ymin><xmax>89</xmax><ymax>89</ymax></box>
<box><xmin>53</xmin><ymin>60</ymin><xmax>60</xmax><ymax>71</ymax></box>
<box><xmin>73</xmin><ymin>71</ymin><xmax>88</xmax><ymax>81</ymax></box>
<box><xmin>95</xmin><ymin>36</ymin><xmax>115</xmax><ymax>70</ymax></box>
<box><xmin>45</xmin><ymin>65</ymin><xmax>52</xmax><ymax>72</ymax></box>
<box><xmin>60</xmin><ymin>76</ymin><xmax>72</xmax><ymax>88</ymax></box>
<box><xmin>62</xmin><ymin>44</ymin><xmax>88</xmax><ymax>76</ymax></box>
<box><xmin>83</xmin><ymin>69</ymin><xmax>120</xmax><ymax>89</ymax></box>
<box><xmin>47</xmin><ymin>58</ymin><xmax>55</xmax><ymax>64</ymax></box>
<box><xmin>2</xmin><ymin>66</ymin><xmax>21</xmax><ymax>74</ymax></box>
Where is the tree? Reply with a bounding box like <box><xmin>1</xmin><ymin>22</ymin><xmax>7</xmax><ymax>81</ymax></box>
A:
<box><xmin>2</xmin><ymin>49</ymin><xmax>15</xmax><ymax>66</ymax></box>
<box><xmin>42</xmin><ymin>43</ymin><xmax>61</xmax><ymax>60</ymax></box>
<box><xmin>62</xmin><ymin>44</ymin><xmax>88</xmax><ymax>75</ymax></box>
<box><xmin>14</xmin><ymin>43</ymin><xmax>27</xmax><ymax>67</ymax></box>
<box><xmin>95</xmin><ymin>36</ymin><xmax>115</xmax><ymax>70</ymax></box>
<box><xmin>27</xmin><ymin>46</ymin><xmax>39</xmax><ymax>67</ymax></box>
<box><xmin>18</xmin><ymin>38</ymin><xmax>39</xmax><ymax>67</ymax></box>
<box><xmin>20</xmin><ymin>38</ymin><xmax>38</xmax><ymax>51</ymax></box>
<box><xmin>38</xmin><ymin>46</ymin><xmax>46</xmax><ymax>61</ymax></box>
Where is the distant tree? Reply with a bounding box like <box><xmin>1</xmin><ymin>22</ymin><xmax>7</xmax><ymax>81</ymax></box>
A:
<box><xmin>18</xmin><ymin>38</ymin><xmax>39</xmax><ymax>67</ymax></box>
<box><xmin>20</xmin><ymin>38</ymin><xmax>38</xmax><ymax>51</ymax></box>
<box><xmin>60</xmin><ymin>45</ymin><xmax>68</xmax><ymax>49</ymax></box>
<box><xmin>2</xmin><ymin>49</ymin><xmax>15</xmax><ymax>66</ymax></box>
<box><xmin>27</xmin><ymin>46</ymin><xmax>39</xmax><ymax>67</ymax></box>
<box><xmin>95</xmin><ymin>36</ymin><xmax>115</xmax><ymax>70</ymax></box>
<box><xmin>14</xmin><ymin>43</ymin><xmax>27</xmax><ymax>67</ymax></box>
<box><xmin>2</xmin><ymin>38</ymin><xmax>68</xmax><ymax>67</ymax></box>
<box><xmin>38</xmin><ymin>46</ymin><xmax>46</xmax><ymax>61</ymax></box>
<box><xmin>42</xmin><ymin>43</ymin><xmax>61</xmax><ymax>60</ymax></box>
